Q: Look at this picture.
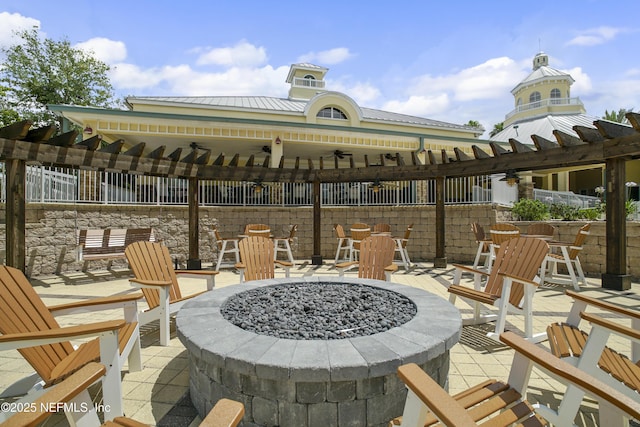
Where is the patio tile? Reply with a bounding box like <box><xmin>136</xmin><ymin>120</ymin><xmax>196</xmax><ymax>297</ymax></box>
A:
<box><xmin>0</xmin><ymin>261</ymin><xmax>637</xmax><ymax>426</ymax></box>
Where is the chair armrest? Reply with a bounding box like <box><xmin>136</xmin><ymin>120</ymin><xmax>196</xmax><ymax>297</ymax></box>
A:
<box><xmin>581</xmin><ymin>312</ymin><xmax>640</xmax><ymax>343</ymax></box>
<box><xmin>0</xmin><ymin>319</ymin><xmax>125</xmax><ymax>351</ymax></box>
<box><xmin>48</xmin><ymin>293</ymin><xmax>144</xmax><ymax>315</ymax></box>
<box><xmin>335</xmin><ymin>261</ymin><xmax>358</xmax><ymax>270</ymax></box>
<box><xmin>234</xmin><ymin>262</ymin><xmax>245</xmax><ymax>269</ymax></box>
<box><xmin>130</xmin><ymin>278</ymin><xmax>173</xmax><ymax>288</ymax></box>
<box><xmin>176</xmin><ymin>270</ymin><xmax>220</xmax><ymax>277</ymax></box>
<box><xmin>384</xmin><ymin>264</ymin><xmax>399</xmax><ymax>273</ymax></box>
<box><xmin>200</xmin><ymin>398</ymin><xmax>245</xmax><ymax>427</ymax></box>
<box><xmin>500</xmin><ymin>331</ymin><xmax>640</xmax><ymax>421</ymax></box>
<box><xmin>397</xmin><ymin>363</ymin><xmax>477</xmax><ymax>426</ymax></box>
<box><xmin>2</xmin><ymin>362</ymin><xmax>106</xmax><ymax>427</ymax></box>
<box><xmin>567</xmin><ymin>290</ymin><xmax>640</xmax><ymax>320</ymax></box>
<box><xmin>451</xmin><ymin>263</ymin><xmax>489</xmax><ymax>277</ymax></box>
<box><xmin>275</xmin><ymin>260</ymin><xmax>293</xmax><ymax>268</ymax></box>
<box><xmin>498</xmin><ymin>272</ymin><xmax>539</xmax><ymax>288</ymax></box>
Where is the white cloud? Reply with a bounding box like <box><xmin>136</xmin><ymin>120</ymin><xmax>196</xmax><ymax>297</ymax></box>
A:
<box><xmin>298</xmin><ymin>48</ymin><xmax>352</xmax><ymax>65</ymax></box>
<box><xmin>109</xmin><ymin>63</ymin><xmax>166</xmax><ymax>90</ymax></box>
<box><xmin>382</xmin><ymin>94</ymin><xmax>451</xmax><ymax>117</ymax></box>
<box><xmin>564</xmin><ymin>66</ymin><xmax>592</xmax><ymax>94</ymax></box>
<box><xmin>75</xmin><ymin>37</ymin><xmax>127</xmax><ymax>64</ymax></box>
<box><xmin>0</xmin><ymin>12</ymin><xmax>41</xmax><ymax>48</ymax></box>
<box><xmin>110</xmin><ymin>60</ymin><xmax>289</xmax><ymax>97</ymax></box>
<box><xmin>379</xmin><ymin>57</ymin><xmax>525</xmax><ymax>119</ymax></box>
<box><xmin>567</xmin><ymin>26</ymin><xmax>625</xmax><ymax>46</ymax></box>
<box><xmin>196</xmin><ymin>41</ymin><xmax>267</xmax><ymax>67</ymax></box>
<box><xmin>330</xmin><ymin>80</ymin><xmax>381</xmax><ymax>105</ymax></box>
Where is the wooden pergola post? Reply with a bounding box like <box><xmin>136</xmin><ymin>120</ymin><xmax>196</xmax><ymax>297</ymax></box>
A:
<box><xmin>312</xmin><ymin>179</ymin><xmax>322</xmax><ymax>265</ymax></box>
<box><xmin>434</xmin><ymin>176</ymin><xmax>447</xmax><ymax>268</ymax></box>
<box><xmin>602</xmin><ymin>158</ymin><xmax>631</xmax><ymax>290</ymax></box>
<box><xmin>187</xmin><ymin>177</ymin><xmax>201</xmax><ymax>269</ymax></box>
<box><xmin>5</xmin><ymin>158</ymin><xmax>26</xmax><ymax>272</ymax></box>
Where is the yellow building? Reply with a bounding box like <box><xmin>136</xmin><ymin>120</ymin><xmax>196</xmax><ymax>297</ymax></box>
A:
<box><xmin>491</xmin><ymin>52</ymin><xmax>639</xmax><ymax>199</ymax></box>
<box><xmin>50</xmin><ymin>63</ymin><xmax>484</xmax><ymax>169</ymax></box>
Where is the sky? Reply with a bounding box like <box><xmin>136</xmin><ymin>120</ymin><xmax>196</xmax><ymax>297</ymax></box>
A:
<box><xmin>0</xmin><ymin>1</ymin><xmax>638</xmax><ymax>137</ymax></box>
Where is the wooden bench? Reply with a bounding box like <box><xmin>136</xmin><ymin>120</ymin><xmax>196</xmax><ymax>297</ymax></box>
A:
<box><xmin>77</xmin><ymin>228</ymin><xmax>156</xmax><ymax>271</ymax></box>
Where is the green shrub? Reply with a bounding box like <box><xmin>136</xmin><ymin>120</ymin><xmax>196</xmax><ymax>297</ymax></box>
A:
<box><xmin>580</xmin><ymin>208</ymin><xmax>600</xmax><ymax>220</ymax></box>
<box><xmin>549</xmin><ymin>203</ymin><xmax>581</xmax><ymax>220</ymax></box>
<box><xmin>511</xmin><ymin>199</ymin><xmax>549</xmax><ymax>221</ymax></box>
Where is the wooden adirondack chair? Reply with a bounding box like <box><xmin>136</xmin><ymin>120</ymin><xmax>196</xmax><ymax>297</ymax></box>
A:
<box><xmin>546</xmin><ymin>290</ymin><xmax>639</xmax><ymax>420</ymax></box>
<box><xmin>390</xmin><ymin>331</ymin><xmax>640</xmax><ymax>427</ymax></box>
<box><xmin>273</xmin><ymin>224</ymin><xmax>297</xmax><ymax>264</ymax></box>
<box><xmin>125</xmin><ymin>241</ymin><xmax>218</xmax><ymax>346</ymax></box>
<box><xmin>3</xmin><ymin>362</ymin><xmax>245</xmax><ymax>427</ymax></box>
<box><xmin>336</xmin><ymin>235</ymin><xmax>398</xmax><ymax>281</ymax></box>
<box><xmin>349</xmin><ymin>223</ymin><xmax>371</xmax><ymax>262</ymax></box>
<box><xmin>447</xmin><ymin>237</ymin><xmax>549</xmax><ymax>342</ymax></box>
<box><xmin>213</xmin><ymin>226</ymin><xmax>240</xmax><ymax>271</ymax></box>
<box><xmin>487</xmin><ymin>223</ymin><xmax>520</xmax><ymax>271</ymax></box>
<box><xmin>393</xmin><ymin>224</ymin><xmax>413</xmax><ymax>271</ymax></box>
<box><xmin>526</xmin><ymin>222</ymin><xmax>556</xmax><ymax>238</ymax></box>
<box><xmin>236</xmin><ymin>236</ymin><xmax>292</xmax><ymax>282</ymax></box>
<box><xmin>333</xmin><ymin>224</ymin><xmax>351</xmax><ymax>264</ymax></box>
<box><xmin>0</xmin><ymin>265</ymin><xmax>142</xmax><ymax>421</ymax></box>
<box><xmin>470</xmin><ymin>222</ymin><xmax>491</xmax><ymax>270</ymax></box>
<box><xmin>539</xmin><ymin>223</ymin><xmax>591</xmax><ymax>290</ymax></box>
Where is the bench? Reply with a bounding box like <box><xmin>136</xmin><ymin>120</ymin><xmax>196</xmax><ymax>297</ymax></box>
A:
<box><xmin>77</xmin><ymin>228</ymin><xmax>156</xmax><ymax>271</ymax></box>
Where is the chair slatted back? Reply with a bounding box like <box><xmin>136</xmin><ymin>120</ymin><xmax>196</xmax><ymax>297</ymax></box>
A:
<box><xmin>334</xmin><ymin>224</ymin><xmax>347</xmax><ymax>240</ymax></box>
<box><xmin>238</xmin><ymin>236</ymin><xmax>277</xmax><ymax>282</ymax></box>
<box><xmin>569</xmin><ymin>223</ymin><xmax>591</xmax><ymax>260</ymax></box>
<box><xmin>125</xmin><ymin>241</ymin><xmax>182</xmax><ymax>310</ymax></box>
<box><xmin>358</xmin><ymin>236</ymin><xmax>397</xmax><ymax>280</ymax></box>
<box><xmin>485</xmin><ymin>237</ymin><xmax>549</xmax><ymax>308</ymax></box>
<box><xmin>490</xmin><ymin>223</ymin><xmax>521</xmax><ymax>247</ymax></box>
<box><xmin>350</xmin><ymin>223</ymin><xmax>371</xmax><ymax>251</ymax></box>
<box><xmin>0</xmin><ymin>265</ymin><xmax>75</xmax><ymax>383</ymax></box>
<box><xmin>399</xmin><ymin>224</ymin><xmax>413</xmax><ymax>248</ymax></box>
<box><xmin>526</xmin><ymin>223</ymin><xmax>556</xmax><ymax>237</ymax></box>
<box><xmin>213</xmin><ymin>227</ymin><xmax>224</xmax><ymax>250</ymax></box>
<box><xmin>373</xmin><ymin>223</ymin><xmax>391</xmax><ymax>233</ymax></box>
<box><xmin>287</xmin><ymin>224</ymin><xmax>298</xmax><ymax>241</ymax></box>
<box><xmin>471</xmin><ymin>222</ymin><xmax>486</xmax><ymax>242</ymax></box>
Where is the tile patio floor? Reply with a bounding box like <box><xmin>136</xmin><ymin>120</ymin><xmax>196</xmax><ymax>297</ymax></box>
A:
<box><xmin>1</xmin><ymin>260</ymin><xmax>638</xmax><ymax>426</ymax></box>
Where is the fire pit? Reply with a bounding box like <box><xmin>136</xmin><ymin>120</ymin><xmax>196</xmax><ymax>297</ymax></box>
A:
<box><xmin>177</xmin><ymin>276</ymin><xmax>461</xmax><ymax>427</ymax></box>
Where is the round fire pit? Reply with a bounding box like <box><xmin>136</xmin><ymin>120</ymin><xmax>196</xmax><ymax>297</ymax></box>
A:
<box><xmin>177</xmin><ymin>277</ymin><xmax>461</xmax><ymax>427</ymax></box>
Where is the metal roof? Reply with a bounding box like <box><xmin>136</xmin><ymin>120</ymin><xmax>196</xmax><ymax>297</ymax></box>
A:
<box><xmin>126</xmin><ymin>95</ymin><xmax>479</xmax><ymax>133</ymax></box>
<box><xmin>489</xmin><ymin>113</ymin><xmax>599</xmax><ymax>143</ymax></box>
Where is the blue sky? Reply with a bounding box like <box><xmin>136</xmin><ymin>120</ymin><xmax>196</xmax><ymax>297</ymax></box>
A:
<box><xmin>1</xmin><ymin>1</ymin><xmax>638</xmax><ymax>136</ymax></box>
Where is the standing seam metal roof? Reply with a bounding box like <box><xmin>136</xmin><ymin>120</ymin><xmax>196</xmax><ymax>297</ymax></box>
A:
<box><xmin>127</xmin><ymin>96</ymin><xmax>477</xmax><ymax>132</ymax></box>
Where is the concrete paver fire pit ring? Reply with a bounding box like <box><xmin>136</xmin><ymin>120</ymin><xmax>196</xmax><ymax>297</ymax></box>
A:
<box><xmin>177</xmin><ymin>276</ymin><xmax>461</xmax><ymax>427</ymax></box>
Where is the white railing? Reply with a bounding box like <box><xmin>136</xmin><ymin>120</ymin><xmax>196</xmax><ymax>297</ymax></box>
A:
<box><xmin>533</xmin><ymin>189</ymin><xmax>600</xmax><ymax>208</ymax></box>
<box><xmin>292</xmin><ymin>77</ymin><xmax>325</xmax><ymax>89</ymax></box>
<box><xmin>0</xmin><ymin>164</ymin><xmax>496</xmax><ymax>206</ymax></box>
<box><xmin>505</xmin><ymin>97</ymin><xmax>584</xmax><ymax>120</ymax></box>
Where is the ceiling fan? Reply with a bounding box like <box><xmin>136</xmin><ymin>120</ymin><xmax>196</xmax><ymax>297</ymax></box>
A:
<box><xmin>332</xmin><ymin>149</ymin><xmax>352</xmax><ymax>159</ymax></box>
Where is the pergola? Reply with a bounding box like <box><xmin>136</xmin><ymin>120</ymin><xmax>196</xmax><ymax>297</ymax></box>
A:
<box><xmin>1</xmin><ymin>113</ymin><xmax>639</xmax><ymax>290</ymax></box>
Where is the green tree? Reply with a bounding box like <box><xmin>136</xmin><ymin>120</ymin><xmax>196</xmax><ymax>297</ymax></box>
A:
<box><xmin>0</xmin><ymin>28</ymin><xmax>119</xmax><ymax>129</ymax></box>
<box><xmin>466</xmin><ymin>120</ymin><xmax>481</xmax><ymax>128</ymax></box>
<box><xmin>489</xmin><ymin>121</ymin><xmax>504</xmax><ymax>137</ymax></box>
<box><xmin>603</xmin><ymin>108</ymin><xmax>633</xmax><ymax>124</ymax></box>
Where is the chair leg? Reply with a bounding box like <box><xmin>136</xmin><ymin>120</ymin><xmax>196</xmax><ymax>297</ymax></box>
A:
<box><xmin>216</xmin><ymin>241</ymin><xmax>227</xmax><ymax>271</ymax></box>
<box><xmin>473</xmin><ymin>242</ymin><xmax>484</xmax><ymax>269</ymax></box>
<box><xmin>574</xmin><ymin>258</ymin><xmax>587</xmax><ymax>286</ymax></box>
<box><xmin>285</xmin><ymin>241</ymin><xmax>294</xmax><ymax>264</ymax></box>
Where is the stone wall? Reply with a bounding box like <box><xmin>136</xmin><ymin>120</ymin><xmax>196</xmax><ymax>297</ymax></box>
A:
<box><xmin>0</xmin><ymin>203</ymin><xmax>638</xmax><ymax>279</ymax></box>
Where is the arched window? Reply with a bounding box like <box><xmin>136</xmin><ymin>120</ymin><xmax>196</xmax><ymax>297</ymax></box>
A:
<box><xmin>317</xmin><ymin>107</ymin><xmax>348</xmax><ymax>120</ymax></box>
<box><xmin>529</xmin><ymin>91</ymin><xmax>541</xmax><ymax>108</ymax></box>
<box><xmin>550</xmin><ymin>88</ymin><xmax>561</xmax><ymax>104</ymax></box>
<box><xmin>301</xmin><ymin>74</ymin><xmax>316</xmax><ymax>87</ymax></box>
